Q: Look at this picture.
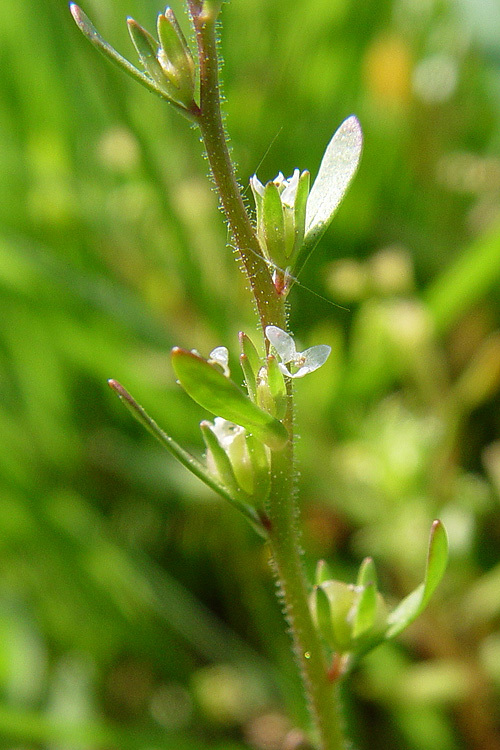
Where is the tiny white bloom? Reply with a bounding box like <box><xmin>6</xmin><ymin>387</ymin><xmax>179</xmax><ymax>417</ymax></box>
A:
<box><xmin>265</xmin><ymin>326</ymin><xmax>331</xmax><ymax>379</ymax></box>
<box><xmin>208</xmin><ymin>346</ymin><xmax>230</xmax><ymax>376</ymax></box>
<box><xmin>211</xmin><ymin>416</ymin><xmax>245</xmax><ymax>448</ymax></box>
<box><xmin>208</xmin><ymin>418</ymin><xmax>254</xmax><ymax>494</ymax></box>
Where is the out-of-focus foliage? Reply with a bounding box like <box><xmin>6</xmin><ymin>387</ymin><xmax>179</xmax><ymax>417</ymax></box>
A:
<box><xmin>1</xmin><ymin>0</ymin><xmax>500</xmax><ymax>748</ymax></box>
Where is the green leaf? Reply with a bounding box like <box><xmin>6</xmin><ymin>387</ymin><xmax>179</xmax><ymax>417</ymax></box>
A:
<box><xmin>240</xmin><ymin>354</ymin><xmax>257</xmax><ymax>400</ymax></box>
<box><xmin>386</xmin><ymin>520</ymin><xmax>448</xmax><ymax>639</ymax></box>
<box><xmin>108</xmin><ymin>380</ymin><xmax>262</xmax><ymax>530</ymax></box>
<box><xmin>425</xmin><ymin>216</ymin><xmax>500</xmax><ymax>334</ymax></box>
<box><xmin>171</xmin><ymin>349</ymin><xmax>289</xmax><ymax>450</ymax></box>
<box><xmin>299</xmin><ymin>116</ymin><xmax>362</xmax><ymax>271</ymax></box>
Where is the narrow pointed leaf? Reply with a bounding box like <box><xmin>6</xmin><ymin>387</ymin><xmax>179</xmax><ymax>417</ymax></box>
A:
<box><xmin>386</xmin><ymin>520</ymin><xmax>448</xmax><ymax>638</ymax></box>
<box><xmin>299</xmin><ymin>116</ymin><xmax>362</xmax><ymax>270</ymax></box>
<box><xmin>171</xmin><ymin>349</ymin><xmax>288</xmax><ymax>450</ymax></box>
<box><xmin>266</xmin><ymin>356</ymin><xmax>287</xmax><ymax>419</ymax></box>
<box><xmin>107</xmin><ymin>380</ymin><xmax>262</xmax><ymax>529</ymax></box>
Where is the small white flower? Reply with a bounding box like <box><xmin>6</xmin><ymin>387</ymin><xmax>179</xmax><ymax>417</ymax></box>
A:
<box><xmin>250</xmin><ymin>169</ymin><xmax>310</xmax><ymax>271</ymax></box>
<box><xmin>250</xmin><ymin>117</ymin><xmax>363</xmax><ymax>276</ymax></box>
<box><xmin>210</xmin><ymin>417</ymin><xmax>245</xmax><ymax>448</ymax></box>
<box><xmin>208</xmin><ymin>346</ymin><xmax>230</xmax><ymax>376</ymax></box>
<box><xmin>265</xmin><ymin>326</ymin><xmax>331</xmax><ymax>379</ymax></box>
<box><xmin>208</xmin><ymin>418</ymin><xmax>254</xmax><ymax>494</ymax></box>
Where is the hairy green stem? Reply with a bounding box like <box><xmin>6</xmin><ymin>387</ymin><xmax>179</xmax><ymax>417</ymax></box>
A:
<box><xmin>188</xmin><ymin>9</ymin><xmax>347</xmax><ymax>747</ymax></box>
<box><xmin>189</xmin><ymin>4</ymin><xmax>284</xmax><ymax>332</ymax></box>
<box><xmin>267</xmin><ymin>408</ymin><xmax>345</xmax><ymax>750</ymax></box>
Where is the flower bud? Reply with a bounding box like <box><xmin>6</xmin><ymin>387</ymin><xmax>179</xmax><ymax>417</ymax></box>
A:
<box><xmin>204</xmin><ymin>418</ymin><xmax>255</xmax><ymax>495</ymax></box>
<box><xmin>310</xmin><ymin>580</ymin><xmax>388</xmax><ymax>655</ymax></box>
<box><xmin>157</xmin><ymin>9</ymin><xmax>196</xmax><ymax>105</ymax></box>
<box><xmin>127</xmin><ymin>8</ymin><xmax>196</xmax><ymax>108</ymax></box>
<box><xmin>250</xmin><ymin>170</ymin><xmax>310</xmax><ymax>278</ymax></box>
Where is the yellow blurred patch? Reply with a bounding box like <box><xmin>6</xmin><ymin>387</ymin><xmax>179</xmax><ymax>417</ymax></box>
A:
<box><xmin>363</xmin><ymin>35</ymin><xmax>412</xmax><ymax>106</ymax></box>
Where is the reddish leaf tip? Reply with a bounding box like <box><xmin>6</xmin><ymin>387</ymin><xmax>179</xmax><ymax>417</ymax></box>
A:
<box><xmin>69</xmin><ymin>4</ymin><xmax>82</xmax><ymax>23</ymax></box>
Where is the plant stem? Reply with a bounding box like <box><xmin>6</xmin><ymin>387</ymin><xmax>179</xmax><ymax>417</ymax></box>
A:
<box><xmin>267</xmin><ymin>409</ymin><xmax>346</xmax><ymax>750</ymax></box>
<box><xmin>189</xmin><ymin>4</ymin><xmax>284</xmax><ymax>333</ymax></box>
<box><xmin>189</xmin><ymin>6</ymin><xmax>347</xmax><ymax>747</ymax></box>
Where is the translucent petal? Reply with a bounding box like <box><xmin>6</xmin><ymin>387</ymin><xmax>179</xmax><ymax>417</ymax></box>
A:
<box><xmin>265</xmin><ymin>326</ymin><xmax>297</xmax><ymax>364</ymax></box>
<box><xmin>209</xmin><ymin>346</ymin><xmax>230</xmax><ymax>376</ymax></box>
<box><xmin>281</xmin><ymin>169</ymin><xmax>301</xmax><ymax>206</ymax></box>
<box><xmin>278</xmin><ymin>363</ymin><xmax>293</xmax><ymax>378</ymax></box>
<box><xmin>211</xmin><ymin>417</ymin><xmax>244</xmax><ymax>448</ymax></box>
<box><xmin>250</xmin><ymin>174</ymin><xmax>265</xmax><ymax>199</ymax></box>
<box><xmin>302</xmin><ymin>344</ymin><xmax>331</xmax><ymax>372</ymax></box>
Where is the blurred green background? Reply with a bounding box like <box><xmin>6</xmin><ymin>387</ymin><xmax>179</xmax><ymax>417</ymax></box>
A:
<box><xmin>1</xmin><ymin>0</ymin><xmax>500</xmax><ymax>748</ymax></box>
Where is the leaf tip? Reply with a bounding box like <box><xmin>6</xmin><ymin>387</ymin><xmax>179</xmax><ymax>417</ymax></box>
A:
<box><xmin>69</xmin><ymin>3</ymin><xmax>85</xmax><ymax>27</ymax></box>
<box><xmin>107</xmin><ymin>379</ymin><xmax>129</xmax><ymax>401</ymax></box>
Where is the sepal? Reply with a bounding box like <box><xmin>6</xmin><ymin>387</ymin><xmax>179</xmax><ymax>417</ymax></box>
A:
<box><xmin>239</xmin><ymin>332</ymin><xmax>262</xmax><ymax>375</ymax></box>
<box><xmin>157</xmin><ymin>9</ymin><xmax>196</xmax><ymax>106</ymax></box>
<box><xmin>266</xmin><ymin>355</ymin><xmax>287</xmax><ymax>419</ymax></box>
<box><xmin>201</xmin><ymin>419</ymin><xmax>243</xmax><ymax>497</ymax></box>
<box><xmin>127</xmin><ymin>18</ymin><xmax>169</xmax><ymax>91</ymax></box>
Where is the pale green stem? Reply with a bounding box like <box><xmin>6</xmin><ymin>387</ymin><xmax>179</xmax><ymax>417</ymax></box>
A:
<box><xmin>188</xmin><ymin>8</ymin><xmax>347</xmax><ymax>747</ymax></box>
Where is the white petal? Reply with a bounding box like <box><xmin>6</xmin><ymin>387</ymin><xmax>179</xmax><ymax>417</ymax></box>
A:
<box><xmin>209</xmin><ymin>346</ymin><xmax>230</xmax><ymax>376</ymax></box>
<box><xmin>281</xmin><ymin>168</ymin><xmax>300</xmax><ymax>206</ymax></box>
<box><xmin>305</xmin><ymin>116</ymin><xmax>363</xmax><ymax>246</ymax></box>
<box><xmin>301</xmin><ymin>344</ymin><xmax>331</xmax><ymax>373</ymax></box>
<box><xmin>265</xmin><ymin>326</ymin><xmax>297</xmax><ymax>364</ymax></box>
<box><xmin>211</xmin><ymin>417</ymin><xmax>244</xmax><ymax>447</ymax></box>
<box><xmin>278</xmin><ymin>362</ymin><xmax>311</xmax><ymax>379</ymax></box>
<box><xmin>250</xmin><ymin>174</ymin><xmax>265</xmax><ymax>197</ymax></box>
<box><xmin>278</xmin><ymin>362</ymin><xmax>293</xmax><ymax>378</ymax></box>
